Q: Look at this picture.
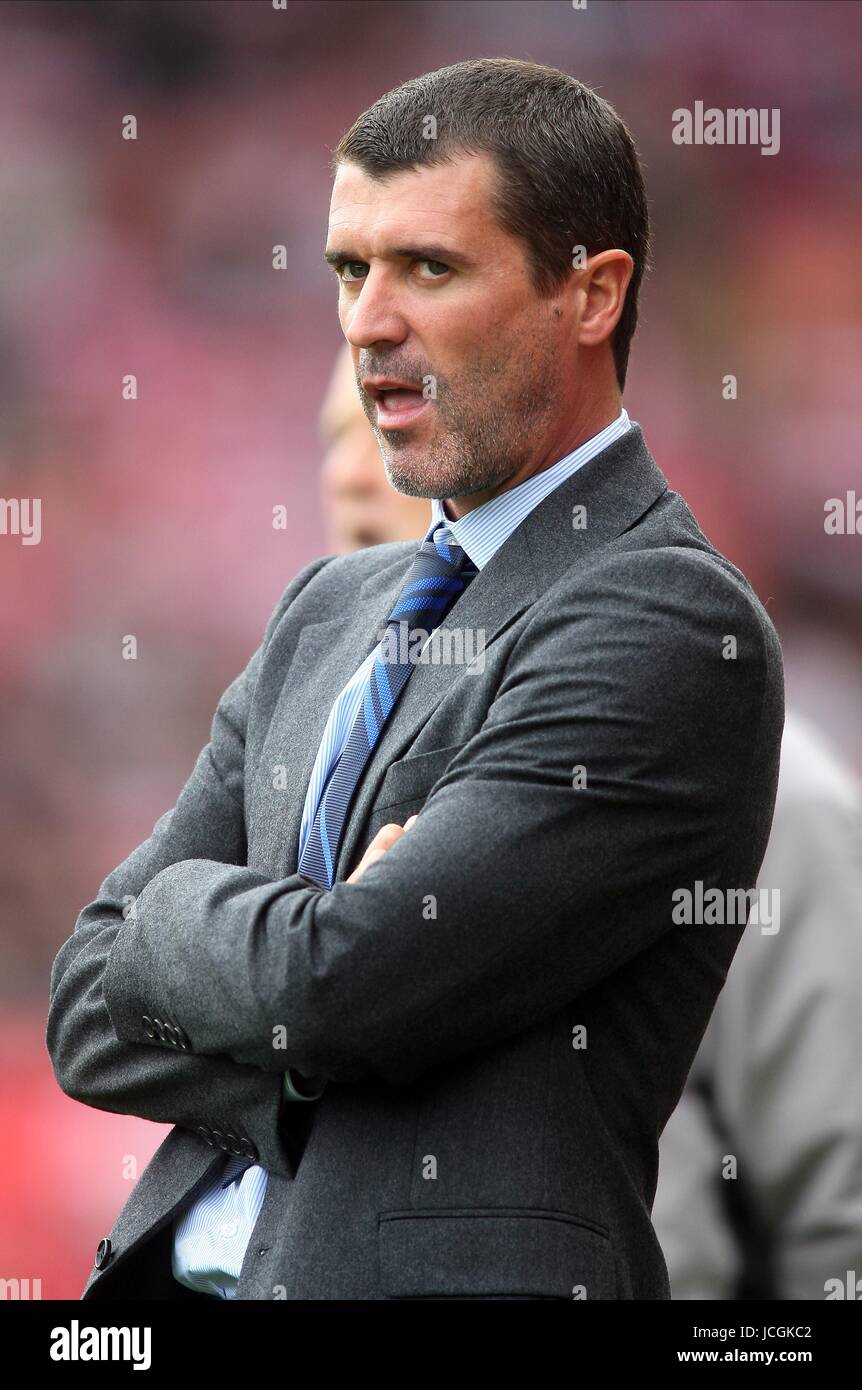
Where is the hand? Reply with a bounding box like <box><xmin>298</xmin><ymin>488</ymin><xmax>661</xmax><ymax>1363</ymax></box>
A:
<box><xmin>346</xmin><ymin>814</ymin><xmax>418</xmax><ymax>884</ymax></box>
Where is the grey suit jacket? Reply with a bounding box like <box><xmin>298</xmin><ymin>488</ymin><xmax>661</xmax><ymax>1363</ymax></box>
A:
<box><xmin>47</xmin><ymin>423</ymin><xmax>785</xmax><ymax>1300</ymax></box>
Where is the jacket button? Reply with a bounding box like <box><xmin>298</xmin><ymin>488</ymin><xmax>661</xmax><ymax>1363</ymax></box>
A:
<box><xmin>141</xmin><ymin>1015</ymin><xmax>156</xmax><ymax>1039</ymax></box>
<box><xmin>239</xmin><ymin>1138</ymin><xmax>258</xmax><ymax>1161</ymax></box>
<box><xmin>95</xmin><ymin>1237</ymin><xmax>112</xmax><ymax>1269</ymax></box>
<box><xmin>196</xmin><ymin>1125</ymin><xmax>215</xmax><ymax>1146</ymax></box>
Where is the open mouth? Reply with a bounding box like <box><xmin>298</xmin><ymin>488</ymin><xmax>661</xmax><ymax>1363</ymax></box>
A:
<box><xmin>365</xmin><ymin>382</ymin><xmax>431</xmax><ymax>429</ymax></box>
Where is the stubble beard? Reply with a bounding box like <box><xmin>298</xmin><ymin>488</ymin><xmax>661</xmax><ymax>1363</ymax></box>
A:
<box><xmin>367</xmin><ymin>366</ymin><xmax>562</xmax><ymax>502</ymax></box>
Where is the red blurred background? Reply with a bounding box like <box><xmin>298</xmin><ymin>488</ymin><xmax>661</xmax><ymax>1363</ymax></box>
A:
<box><xmin>1</xmin><ymin>0</ymin><xmax>860</xmax><ymax>1297</ymax></box>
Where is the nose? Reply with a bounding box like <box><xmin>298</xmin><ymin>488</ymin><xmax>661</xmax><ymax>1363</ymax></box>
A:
<box><xmin>341</xmin><ymin>267</ymin><xmax>408</xmax><ymax>351</ymax></box>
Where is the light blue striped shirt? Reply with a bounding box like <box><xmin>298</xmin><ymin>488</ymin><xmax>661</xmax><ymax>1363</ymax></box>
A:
<box><xmin>171</xmin><ymin>407</ymin><xmax>631</xmax><ymax>1297</ymax></box>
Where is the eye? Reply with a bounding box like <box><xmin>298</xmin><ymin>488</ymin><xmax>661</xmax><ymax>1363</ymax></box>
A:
<box><xmin>331</xmin><ymin>256</ymin><xmax>451</xmax><ymax>285</ymax></box>
<box><xmin>416</xmin><ymin>259</ymin><xmax>450</xmax><ymax>279</ymax></box>
<box><xmin>337</xmin><ymin>261</ymin><xmax>368</xmax><ymax>284</ymax></box>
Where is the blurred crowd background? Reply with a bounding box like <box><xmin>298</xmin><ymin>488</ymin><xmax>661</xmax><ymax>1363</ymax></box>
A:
<box><xmin>1</xmin><ymin>0</ymin><xmax>860</xmax><ymax>1298</ymax></box>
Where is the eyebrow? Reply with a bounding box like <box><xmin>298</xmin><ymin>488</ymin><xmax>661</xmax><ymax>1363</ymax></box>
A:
<box><xmin>324</xmin><ymin>243</ymin><xmax>474</xmax><ymax>269</ymax></box>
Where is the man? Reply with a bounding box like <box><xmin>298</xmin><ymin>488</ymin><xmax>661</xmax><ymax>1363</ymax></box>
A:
<box><xmin>47</xmin><ymin>58</ymin><xmax>784</xmax><ymax>1300</ymax></box>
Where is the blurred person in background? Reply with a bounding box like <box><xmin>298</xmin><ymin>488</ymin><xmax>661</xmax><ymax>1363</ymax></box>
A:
<box><xmin>653</xmin><ymin>714</ymin><xmax>862</xmax><ymax>1300</ymax></box>
<box><xmin>319</xmin><ymin>342</ymin><xmax>862</xmax><ymax>1304</ymax></box>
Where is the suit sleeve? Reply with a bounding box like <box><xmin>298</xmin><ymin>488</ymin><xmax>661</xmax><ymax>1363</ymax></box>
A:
<box><xmin>46</xmin><ymin>555</ymin><xmax>333</xmax><ymax>1175</ymax></box>
<box><xmin>100</xmin><ymin>548</ymin><xmax>784</xmax><ymax>1088</ymax></box>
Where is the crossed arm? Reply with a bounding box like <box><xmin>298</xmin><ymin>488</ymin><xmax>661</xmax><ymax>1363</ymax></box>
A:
<box><xmin>56</xmin><ymin>547</ymin><xmax>778</xmax><ymax>1097</ymax></box>
<box><xmin>45</xmin><ymin>557</ymin><xmax>333</xmax><ymax>1174</ymax></box>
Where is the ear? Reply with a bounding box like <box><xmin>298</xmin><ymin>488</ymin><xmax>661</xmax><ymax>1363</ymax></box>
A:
<box><xmin>577</xmin><ymin>250</ymin><xmax>634</xmax><ymax>349</ymax></box>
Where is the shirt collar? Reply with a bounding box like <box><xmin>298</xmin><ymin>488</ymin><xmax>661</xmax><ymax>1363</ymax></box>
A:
<box><xmin>422</xmin><ymin>408</ymin><xmax>631</xmax><ymax>570</ymax></box>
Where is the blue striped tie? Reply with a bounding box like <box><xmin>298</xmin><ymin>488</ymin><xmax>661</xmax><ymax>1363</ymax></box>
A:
<box><xmin>298</xmin><ymin>532</ymin><xmax>478</xmax><ymax>889</ymax></box>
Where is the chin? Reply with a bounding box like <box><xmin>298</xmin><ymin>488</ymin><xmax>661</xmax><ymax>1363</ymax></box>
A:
<box><xmin>383</xmin><ymin>467</ymin><xmax>427</xmax><ymax>499</ymax></box>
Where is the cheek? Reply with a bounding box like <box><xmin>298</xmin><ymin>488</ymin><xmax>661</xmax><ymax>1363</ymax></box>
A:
<box><xmin>446</xmin><ymin>304</ymin><xmax>525</xmax><ymax>368</ymax></box>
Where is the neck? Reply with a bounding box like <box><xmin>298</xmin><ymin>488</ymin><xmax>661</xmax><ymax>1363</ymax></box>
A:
<box><xmin>443</xmin><ymin>396</ymin><xmax>623</xmax><ymax>520</ymax></box>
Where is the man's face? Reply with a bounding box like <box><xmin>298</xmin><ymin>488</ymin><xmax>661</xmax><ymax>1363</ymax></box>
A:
<box><xmin>325</xmin><ymin>152</ymin><xmax>573</xmax><ymax>511</ymax></box>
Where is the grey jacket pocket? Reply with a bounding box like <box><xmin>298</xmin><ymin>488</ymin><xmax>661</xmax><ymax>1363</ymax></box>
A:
<box><xmin>378</xmin><ymin>1207</ymin><xmax>617</xmax><ymax>1299</ymax></box>
<box><xmin>374</xmin><ymin>741</ymin><xmax>468</xmax><ymax>814</ymax></box>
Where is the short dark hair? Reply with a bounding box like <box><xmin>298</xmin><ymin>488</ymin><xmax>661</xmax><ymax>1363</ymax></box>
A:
<box><xmin>332</xmin><ymin>58</ymin><xmax>651</xmax><ymax>392</ymax></box>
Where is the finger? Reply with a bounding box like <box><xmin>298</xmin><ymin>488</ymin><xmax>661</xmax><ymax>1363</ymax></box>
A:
<box><xmin>374</xmin><ymin>822</ymin><xmax>407</xmax><ymax>849</ymax></box>
<box><xmin>346</xmin><ymin>822</ymin><xmax>406</xmax><ymax>883</ymax></box>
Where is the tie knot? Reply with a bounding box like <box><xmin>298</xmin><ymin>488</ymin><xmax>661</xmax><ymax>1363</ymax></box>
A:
<box><xmin>384</xmin><ymin>534</ymin><xmax>476</xmax><ymax>630</ymax></box>
<box><xmin>422</xmin><ymin>528</ymin><xmax>476</xmax><ymax>576</ymax></box>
